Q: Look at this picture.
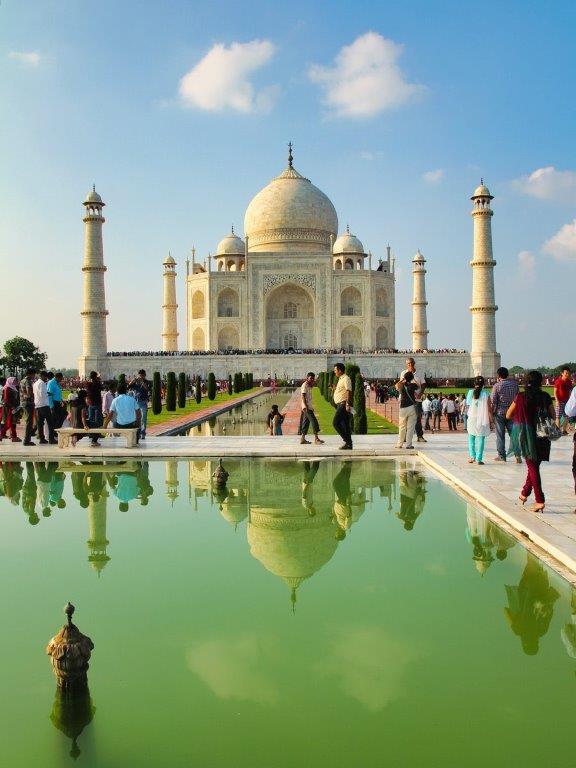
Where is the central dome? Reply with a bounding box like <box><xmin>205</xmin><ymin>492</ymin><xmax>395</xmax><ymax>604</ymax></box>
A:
<box><xmin>244</xmin><ymin>163</ymin><xmax>338</xmax><ymax>253</ymax></box>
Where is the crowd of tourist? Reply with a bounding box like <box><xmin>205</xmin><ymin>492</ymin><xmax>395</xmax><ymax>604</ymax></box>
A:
<box><xmin>106</xmin><ymin>347</ymin><xmax>468</xmax><ymax>357</ymax></box>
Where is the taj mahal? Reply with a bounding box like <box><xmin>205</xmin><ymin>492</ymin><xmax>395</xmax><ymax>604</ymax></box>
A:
<box><xmin>79</xmin><ymin>145</ymin><xmax>500</xmax><ymax>380</ymax></box>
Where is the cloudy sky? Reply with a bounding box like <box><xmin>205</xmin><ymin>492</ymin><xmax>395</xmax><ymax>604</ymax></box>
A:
<box><xmin>1</xmin><ymin>0</ymin><xmax>574</xmax><ymax>367</ymax></box>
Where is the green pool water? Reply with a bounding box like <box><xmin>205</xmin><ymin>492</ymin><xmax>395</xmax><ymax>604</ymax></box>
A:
<box><xmin>0</xmin><ymin>457</ymin><xmax>574</xmax><ymax>768</ymax></box>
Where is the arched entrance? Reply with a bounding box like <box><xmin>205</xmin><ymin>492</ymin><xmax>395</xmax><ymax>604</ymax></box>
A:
<box><xmin>218</xmin><ymin>325</ymin><xmax>240</xmax><ymax>350</ymax></box>
<box><xmin>341</xmin><ymin>325</ymin><xmax>362</xmax><ymax>352</ymax></box>
<box><xmin>192</xmin><ymin>327</ymin><xmax>205</xmax><ymax>350</ymax></box>
<box><xmin>265</xmin><ymin>284</ymin><xmax>314</xmax><ymax>350</ymax></box>
<box><xmin>376</xmin><ymin>325</ymin><xmax>389</xmax><ymax>349</ymax></box>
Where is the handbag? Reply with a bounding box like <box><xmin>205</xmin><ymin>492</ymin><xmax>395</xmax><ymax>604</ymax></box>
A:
<box><xmin>535</xmin><ymin>407</ymin><xmax>562</xmax><ymax>441</ymax></box>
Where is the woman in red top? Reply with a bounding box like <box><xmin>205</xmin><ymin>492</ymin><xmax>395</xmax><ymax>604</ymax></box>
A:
<box><xmin>507</xmin><ymin>370</ymin><xmax>555</xmax><ymax>513</ymax></box>
<box><xmin>554</xmin><ymin>366</ymin><xmax>573</xmax><ymax>435</ymax></box>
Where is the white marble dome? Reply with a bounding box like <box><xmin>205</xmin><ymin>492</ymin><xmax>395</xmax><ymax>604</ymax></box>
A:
<box><xmin>216</xmin><ymin>231</ymin><xmax>245</xmax><ymax>256</ymax></box>
<box><xmin>84</xmin><ymin>186</ymin><xmax>103</xmax><ymax>205</ymax></box>
<box><xmin>244</xmin><ymin>164</ymin><xmax>338</xmax><ymax>253</ymax></box>
<box><xmin>472</xmin><ymin>182</ymin><xmax>492</xmax><ymax>198</ymax></box>
<box><xmin>333</xmin><ymin>229</ymin><xmax>364</xmax><ymax>255</ymax></box>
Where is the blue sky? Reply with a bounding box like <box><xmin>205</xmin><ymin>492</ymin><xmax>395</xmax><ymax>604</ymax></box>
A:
<box><xmin>1</xmin><ymin>0</ymin><xmax>575</xmax><ymax>367</ymax></box>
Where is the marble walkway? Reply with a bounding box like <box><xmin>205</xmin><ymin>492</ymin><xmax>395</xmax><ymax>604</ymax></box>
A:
<box><xmin>1</xmin><ymin>430</ymin><xmax>575</xmax><ymax>577</ymax></box>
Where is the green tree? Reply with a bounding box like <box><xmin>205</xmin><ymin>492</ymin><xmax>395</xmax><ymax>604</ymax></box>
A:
<box><xmin>234</xmin><ymin>372</ymin><xmax>242</xmax><ymax>394</ymax></box>
<box><xmin>227</xmin><ymin>374</ymin><xmax>233</xmax><ymax>395</ymax></box>
<box><xmin>151</xmin><ymin>372</ymin><xmax>162</xmax><ymax>415</ymax></box>
<box><xmin>166</xmin><ymin>372</ymin><xmax>177</xmax><ymax>411</ymax></box>
<box><xmin>207</xmin><ymin>372</ymin><xmax>216</xmax><ymax>400</ymax></box>
<box><xmin>195</xmin><ymin>376</ymin><xmax>202</xmax><ymax>404</ymax></box>
<box><xmin>345</xmin><ymin>363</ymin><xmax>360</xmax><ymax>397</ymax></box>
<box><xmin>177</xmin><ymin>372</ymin><xmax>187</xmax><ymax>408</ymax></box>
<box><xmin>1</xmin><ymin>336</ymin><xmax>47</xmax><ymax>376</ymax></box>
<box><xmin>118</xmin><ymin>373</ymin><xmax>127</xmax><ymax>390</ymax></box>
<box><xmin>353</xmin><ymin>372</ymin><xmax>368</xmax><ymax>434</ymax></box>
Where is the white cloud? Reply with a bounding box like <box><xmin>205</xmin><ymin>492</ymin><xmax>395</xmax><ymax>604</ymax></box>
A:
<box><xmin>542</xmin><ymin>220</ymin><xmax>576</xmax><ymax>262</ymax></box>
<box><xmin>360</xmin><ymin>150</ymin><xmax>384</xmax><ymax>161</ymax></box>
<box><xmin>513</xmin><ymin>166</ymin><xmax>576</xmax><ymax>204</ymax></box>
<box><xmin>422</xmin><ymin>169</ymin><xmax>444</xmax><ymax>184</ymax></box>
<box><xmin>308</xmin><ymin>32</ymin><xmax>425</xmax><ymax>118</ymax></box>
<box><xmin>517</xmin><ymin>250</ymin><xmax>536</xmax><ymax>280</ymax></box>
<box><xmin>179</xmin><ymin>40</ymin><xmax>277</xmax><ymax>114</ymax></box>
<box><xmin>8</xmin><ymin>51</ymin><xmax>41</xmax><ymax>67</ymax></box>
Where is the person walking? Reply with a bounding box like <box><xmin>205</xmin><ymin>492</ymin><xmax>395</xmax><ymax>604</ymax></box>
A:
<box><xmin>395</xmin><ymin>371</ymin><xmax>418</xmax><ymax>449</ymax></box>
<box><xmin>332</xmin><ymin>363</ymin><xmax>353</xmax><ymax>450</ymax></box>
<box><xmin>33</xmin><ymin>371</ymin><xmax>56</xmax><ymax>444</ymax></box>
<box><xmin>299</xmin><ymin>372</ymin><xmax>324</xmax><ymax>445</ymax></box>
<box><xmin>507</xmin><ymin>370</ymin><xmax>555</xmax><ymax>513</ymax></box>
<box><xmin>491</xmin><ymin>367</ymin><xmax>521</xmax><ymax>463</ymax></box>
<box><xmin>47</xmin><ymin>371</ymin><xmax>66</xmax><ymax>429</ymax></box>
<box><xmin>565</xmin><ymin>386</ymin><xmax>576</xmax><ymax>512</ymax></box>
<box><xmin>86</xmin><ymin>371</ymin><xmax>103</xmax><ymax>430</ymax></box>
<box><xmin>554</xmin><ymin>366</ymin><xmax>573</xmax><ymax>435</ymax></box>
<box><xmin>443</xmin><ymin>394</ymin><xmax>457</xmax><ymax>431</ymax></box>
<box><xmin>422</xmin><ymin>395</ymin><xmax>433</xmax><ymax>432</ymax></box>
<box><xmin>103</xmin><ymin>383</ymin><xmax>141</xmax><ymax>442</ymax></box>
<box><xmin>466</xmin><ymin>376</ymin><xmax>492</xmax><ymax>464</ymax></box>
<box><xmin>402</xmin><ymin>358</ymin><xmax>426</xmax><ymax>443</ymax></box>
<box><xmin>20</xmin><ymin>369</ymin><xmax>36</xmax><ymax>446</ymax></box>
<box><xmin>129</xmin><ymin>369</ymin><xmax>151</xmax><ymax>439</ymax></box>
<box><xmin>432</xmin><ymin>395</ymin><xmax>442</xmax><ymax>431</ymax></box>
<box><xmin>1</xmin><ymin>377</ymin><xmax>21</xmax><ymax>442</ymax></box>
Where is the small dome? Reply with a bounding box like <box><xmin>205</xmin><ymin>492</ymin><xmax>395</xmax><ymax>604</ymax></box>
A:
<box><xmin>216</xmin><ymin>231</ymin><xmax>245</xmax><ymax>257</ymax></box>
<box><xmin>163</xmin><ymin>254</ymin><xmax>176</xmax><ymax>265</ymax></box>
<box><xmin>84</xmin><ymin>185</ymin><xmax>103</xmax><ymax>205</ymax></box>
<box><xmin>412</xmin><ymin>249</ymin><xmax>425</xmax><ymax>263</ymax></box>
<box><xmin>471</xmin><ymin>182</ymin><xmax>492</xmax><ymax>199</ymax></box>
<box><xmin>333</xmin><ymin>228</ymin><xmax>364</xmax><ymax>255</ymax></box>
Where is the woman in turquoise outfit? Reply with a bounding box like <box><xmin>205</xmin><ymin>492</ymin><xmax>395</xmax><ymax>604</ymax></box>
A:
<box><xmin>466</xmin><ymin>376</ymin><xmax>493</xmax><ymax>464</ymax></box>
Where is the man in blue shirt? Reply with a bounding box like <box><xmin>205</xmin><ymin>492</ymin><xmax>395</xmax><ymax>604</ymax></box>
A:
<box><xmin>104</xmin><ymin>384</ymin><xmax>141</xmax><ymax>443</ymax></box>
<box><xmin>47</xmin><ymin>372</ymin><xmax>65</xmax><ymax>428</ymax></box>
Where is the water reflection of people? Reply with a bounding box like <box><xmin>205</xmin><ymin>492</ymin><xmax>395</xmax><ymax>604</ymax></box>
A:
<box><xmin>22</xmin><ymin>462</ymin><xmax>40</xmax><ymax>525</ymax></box>
<box><xmin>504</xmin><ymin>555</ymin><xmax>560</xmax><ymax>655</ymax></box>
<box><xmin>332</xmin><ymin>462</ymin><xmax>352</xmax><ymax>539</ymax></box>
<box><xmin>561</xmin><ymin>590</ymin><xmax>576</xmax><ymax>660</ymax></box>
<box><xmin>397</xmin><ymin>463</ymin><xmax>426</xmax><ymax>531</ymax></box>
<box><xmin>1</xmin><ymin>461</ymin><xmax>24</xmax><ymax>507</ymax></box>
<box><xmin>465</xmin><ymin>505</ymin><xmax>495</xmax><ymax>575</ymax></box>
<box><xmin>301</xmin><ymin>461</ymin><xmax>320</xmax><ymax>516</ymax></box>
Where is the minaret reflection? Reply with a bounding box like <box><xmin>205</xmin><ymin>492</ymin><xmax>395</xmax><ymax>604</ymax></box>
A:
<box><xmin>165</xmin><ymin>460</ymin><xmax>179</xmax><ymax>505</ymax></box>
<box><xmin>396</xmin><ymin>462</ymin><xmax>427</xmax><ymax>531</ymax></box>
<box><xmin>86</xmin><ymin>470</ymin><xmax>110</xmax><ymax>575</ymax></box>
<box><xmin>504</xmin><ymin>554</ymin><xmax>560</xmax><ymax>656</ymax></box>
<box><xmin>50</xmin><ymin>685</ymin><xmax>95</xmax><ymax>760</ymax></box>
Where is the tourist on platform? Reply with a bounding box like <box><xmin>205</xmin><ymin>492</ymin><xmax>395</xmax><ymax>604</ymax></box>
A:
<box><xmin>101</xmin><ymin>380</ymin><xmax>117</xmax><ymax>423</ymax></box>
<box><xmin>466</xmin><ymin>376</ymin><xmax>492</xmax><ymax>465</ymax></box>
<box><xmin>33</xmin><ymin>371</ymin><xmax>56</xmax><ymax>444</ymax></box>
<box><xmin>491</xmin><ymin>366</ymin><xmax>521</xmax><ymax>463</ymax></box>
<box><xmin>401</xmin><ymin>358</ymin><xmax>426</xmax><ymax>443</ymax></box>
<box><xmin>47</xmin><ymin>371</ymin><xmax>66</xmax><ymax>429</ymax></box>
<box><xmin>443</xmin><ymin>394</ymin><xmax>458</xmax><ymax>431</ymax></box>
<box><xmin>104</xmin><ymin>383</ymin><xmax>141</xmax><ymax>442</ymax></box>
<box><xmin>507</xmin><ymin>370</ymin><xmax>555</xmax><ymax>513</ymax></box>
<box><xmin>395</xmin><ymin>370</ymin><xmax>418</xmax><ymax>449</ymax></box>
<box><xmin>68</xmin><ymin>390</ymin><xmax>91</xmax><ymax>447</ymax></box>
<box><xmin>332</xmin><ymin>363</ymin><xmax>353</xmax><ymax>450</ymax></box>
<box><xmin>299</xmin><ymin>372</ymin><xmax>324</xmax><ymax>445</ymax></box>
<box><xmin>432</xmin><ymin>394</ymin><xmax>442</xmax><ymax>431</ymax></box>
<box><xmin>86</xmin><ymin>371</ymin><xmax>103</xmax><ymax>429</ymax></box>
<box><xmin>129</xmin><ymin>369</ymin><xmax>151</xmax><ymax>439</ymax></box>
<box><xmin>1</xmin><ymin>377</ymin><xmax>21</xmax><ymax>442</ymax></box>
<box><xmin>266</xmin><ymin>404</ymin><xmax>284</xmax><ymax>435</ymax></box>
<box><xmin>20</xmin><ymin>369</ymin><xmax>36</xmax><ymax>446</ymax></box>
<box><xmin>422</xmin><ymin>395</ymin><xmax>433</xmax><ymax>432</ymax></box>
<box><xmin>563</xmin><ymin>386</ymin><xmax>576</xmax><ymax>511</ymax></box>
<box><xmin>554</xmin><ymin>366</ymin><xmax>573</xmax><ymax>435</ymax></box>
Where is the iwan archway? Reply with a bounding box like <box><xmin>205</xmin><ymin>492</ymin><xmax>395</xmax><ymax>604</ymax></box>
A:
<box><xmin>265</xmin><ymin>283</ymin><xmax>315</xmax><ymax>350</ymax></box>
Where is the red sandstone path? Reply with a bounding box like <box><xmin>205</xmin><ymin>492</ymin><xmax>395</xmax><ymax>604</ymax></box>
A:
<box><xmin>280</xmin><ymin>389</ymin><xmax>303</xmax><ymax>435</ymax></box>
<box><xmin>147</xmin><ymin>389</ymin><xmax>272</xmax><ymax>436</ymax></box>
<box><xmin>366</xmin><ymin>393</ymin><xmax>465</xmax><ymax>432</ymax></box>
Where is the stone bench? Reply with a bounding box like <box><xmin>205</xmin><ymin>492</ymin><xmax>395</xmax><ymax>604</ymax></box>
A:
<box><xmin>55</xmin><ymin>428</ymin><xmax>139</xmax><ymax>449</ymax></box>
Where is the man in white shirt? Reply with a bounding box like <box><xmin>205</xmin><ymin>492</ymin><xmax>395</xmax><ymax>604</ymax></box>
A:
<box><xmin>33</xmin><ymin>371</ymin><xmax>56</xmax><ymax>444</ymax></box>
<box><xmin>332</xmin><ymin>363</ymin><xmax>353</xmax><ymax>450</ymax></box>
<box><xmin>299</xmin><ymin>372</ymin><xmax>324</xmax><ymax>445</ymax></box>
<box><xmin>401</xmin><ymin>358</ymin><xmax>426</xmax><ymax>442</ymax></box>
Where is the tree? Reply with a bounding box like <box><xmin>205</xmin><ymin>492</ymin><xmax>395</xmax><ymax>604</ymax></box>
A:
<box><xmin>234</xmin><ymin>372</ymin><xmax>242</xmax><ymax>394</ymax></box>
<box><xmin>118</xmin><ymin>373</ymin><xmax>127</xmax><ymax>390</ymax></box>
<box><xmin>207</xmin><ymin>372</ymin><xmax>216</xmax><ymax>400</ymax></box>
<box><xmin>2</xmin><ymin>336</ymin><xmax>47</xmax><ymax>376</ymax></box>
<box><xmin>195</xmin><ymin>376</ymin><xmax>202</xmax><ymax>404</ymax></box>
<box><xmin>227</xmin><ymin>374</ymin><xmax>233</xmax><ymax>395</ymax></box>
<box><xmin>243</xmin><ymin>372</ymin><xmax>249</xmax><ymax>391</ymax></box>
<box><xmin>177</xmin><ymin>372</ymin><xmax>186</xmax><ymax>408</ymax></box>
<box><xmin>345</xmin><ymin>363</ymin><xmax>360</xmax><ymax>397</ymax></box>
<box><xmin>151</xmin><ymin>372</ymin><xmax>162</xmax><ymax>415</ymax></box>
<box><xmin>353</xmin><ymin>372</ymin><xmax>368</xmax><ymax>434</ymax></box>
<box><xmin>317</xmin><ymin>372</ymin><xmax>325</xmax><ymax>399</ymax></box>
<box><xmin>166</xmin><ymin>372</ymin><xmax>177</xmax><ymax>411</ymax></box>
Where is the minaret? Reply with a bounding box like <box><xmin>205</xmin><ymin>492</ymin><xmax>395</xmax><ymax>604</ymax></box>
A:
<box><xmin>411</xmin><ymin>249</ymin><xmax>428</xmax><ymax>351</ymax></box>
<box><xmin>80</xmin><ymin>186</ymin><xmax>108</xmax><ymax>375</ymax></box>
<box><xmin>162</xmin><ymin>254</ymin><xmax>178</xmax><ymax>352</ymax></box>
<box><xmin>87</xmin><ymin>487</ymin><xmax>110</xmax><ymax>575</ymax></box>
<box><xmin>470</xmin><ymin>181</ymin><xmax>500</xmax><ymax>376</ymax></box>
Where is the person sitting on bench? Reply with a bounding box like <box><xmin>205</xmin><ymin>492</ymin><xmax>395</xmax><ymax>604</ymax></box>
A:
<box><xmin>103</xmin><ymin>383</ymin><xmax>141</xmax><ymax>443</ymax></box>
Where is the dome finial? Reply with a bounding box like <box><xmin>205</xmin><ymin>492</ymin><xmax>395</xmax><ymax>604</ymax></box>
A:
<box><xmin>92</xmin><ymin>183</ymin><xmax>95</xmax><ymax>193</ymax></box>
<box><xmin>346</xmin><ymin>223</ymin><xmax>350</xmax><ymax>234</ymax></box>
<box><xmin>480</xmin><ymin>177</ymin><xmax>484</xmax><ymax>185</ymax></box>
<box><xmin>231</xmin><ymin>224</ymin><xmax>234</xmax><ymax>235</ymax></box>
<box><xmin>288</xmin><ymin>141</ymin><xmax>293</xmax><ymax>169</ymax></box>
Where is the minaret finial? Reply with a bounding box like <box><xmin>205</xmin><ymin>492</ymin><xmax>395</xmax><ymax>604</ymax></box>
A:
<box><xmin>480</xmin><ymin>177</ymin><xmax>484</xmax><ymax>185</ymax></box>
<box><xmin>231</xmin><ymin>224</ymin><xmax>234</xmax><ymax>235</ymax></box>
<box><xmin>346</xmin><ymin>224</ymin><xmax>350</xmax><ymax>234</ymax></box>
<box><xmin>92</xmin><ymin>183</ymin><xmax>95</xmax><ymax>192</ymax></box>
<box><xmin>288</xmin><ymin>141</ymin><xmax>293</xmax><ymax>169</ymax></box>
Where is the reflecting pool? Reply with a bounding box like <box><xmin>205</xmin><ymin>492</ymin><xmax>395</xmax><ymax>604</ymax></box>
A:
<box><xmin>1</xmin><ymin>458</ymin><xmax>575</xmax><ymax>767</ymax></box>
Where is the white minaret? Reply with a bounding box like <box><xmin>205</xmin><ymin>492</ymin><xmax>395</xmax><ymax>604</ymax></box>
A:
<box><xmin>411</xmin><ymin>249</ymin><xmax>428</xmax><ymax>351</ymax></box>
<box><xmin>162</xmin><ymin>254</ymin><xmax>178</xmax><ymax>351</ymax></box>
<box><xmin>470</xmin><ymin>181</ymin><xmax>500</xmax><ymax>376</ymax></box>
<box><xmin>79</xmin><ymin>186</ymin><xmax>108</xmax><ymax>376</ymax></box>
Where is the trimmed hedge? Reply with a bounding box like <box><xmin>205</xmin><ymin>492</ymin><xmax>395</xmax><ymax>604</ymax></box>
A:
<box><xmin>151</xmin><ymin>372</ymin><xmax>162</xmax><ymax>415</ymax></box>
<box><xmin>177</xmin><ymin>372</ymin><xmax>186</xmax><ymax>409</ymax></box>
<box><xmin>166</xmin><ymin>372</ymin><xmax>176</xmax><ymax>411</ymax></box>
<box><xmin>207</xmin><ymin>372</ymin><xmax>216</xmax><ymax>400</ymax></box>
<box><xmin>195</xmin><ymin>376</ymin><xmax>202</xmax><ymax>404</ymax></box>
<box><xmin>353</xmin><ymin>372</ymin><xmax>367</xmax><ymax>434</ymax></box>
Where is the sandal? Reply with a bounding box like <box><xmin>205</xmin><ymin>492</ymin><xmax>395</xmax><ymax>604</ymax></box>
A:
<box><xmin>531</xmin><ymin>503</ymin><xmax>545</xmax><ymax>513</ymax></box>
<box><xmin>467</xmin><ymin>458</ymin><xmax>476</xmax><ymax>464</ymax></box>
<box><xmin>519</xmin><ymin>495</ymin><xmax>527</xmax><ymax>505</ymax></box>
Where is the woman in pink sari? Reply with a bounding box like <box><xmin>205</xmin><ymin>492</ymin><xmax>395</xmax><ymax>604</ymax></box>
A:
<box><xmin>1</xmin><ymin>377</ymin><xmax>21</xmax><ymax>442</ymax></box>
<box><xmin>507</xmin><ymin>370</ymin><xmax>555</xmax><ymax>513</ymax></box>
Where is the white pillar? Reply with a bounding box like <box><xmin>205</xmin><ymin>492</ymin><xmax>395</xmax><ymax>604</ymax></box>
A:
<box><xmin>79</xmin><ymin>186</ymin><xmax>108</xmax><ymax>376</ymax></box>
<box><xmin>411</xmin><ymin>249</ymin><xmax>428</xmax><ymax>351</ymax></box>
<box><xmin>470</xmin><ymin>182</ymin><xmax>500</xmax><ymax>377</ymax></box>
<box><xmin>162</xmin><ymin>255</ymin><xmax>178</xmax><ymax>351</ymax></box>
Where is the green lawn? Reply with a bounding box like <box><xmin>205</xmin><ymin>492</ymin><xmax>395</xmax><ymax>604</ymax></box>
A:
<box><xmin>312</xmin><ymin>388</ymin><xmax>397</xmax><ymax>435</ymax></box>
<box><xmin>146</xmin><ymin>388</ymin><xmax>261</xmax><ymax>427</ymax></box>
